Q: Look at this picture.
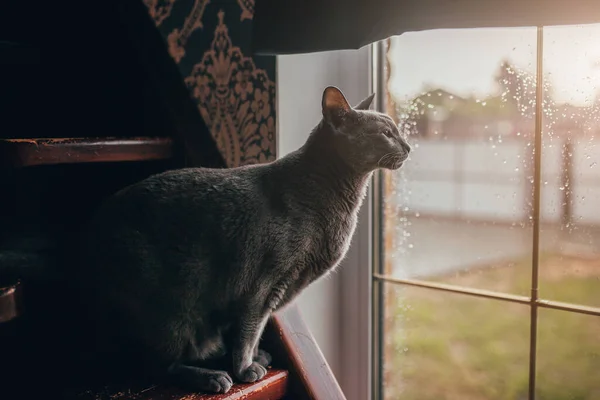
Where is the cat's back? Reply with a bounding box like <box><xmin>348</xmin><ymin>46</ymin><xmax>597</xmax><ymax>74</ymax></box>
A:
<box><xmin>84</xmin><ymin>165</ymin><xmax>270</xmax><ymax>264</ymax></box>
<box><xmin>121</xmin><ymin>166</ymin><xmax>260</xmax><ymax>202</ymax></box>
<box><xmin>94</xmin><ymin>165</ymin><xmax>263</xmax><ymax>222</ymax></box>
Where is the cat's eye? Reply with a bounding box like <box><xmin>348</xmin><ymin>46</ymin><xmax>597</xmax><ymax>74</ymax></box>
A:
<box><xmin>382</xmin><ymin>129</ymin><xmax>393</xmax><ymax>138</ymax></box>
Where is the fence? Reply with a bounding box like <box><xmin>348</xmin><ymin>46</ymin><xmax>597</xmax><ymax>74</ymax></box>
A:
<box><xmin>393</xmin><ymin>137</ymin><xmax>600</xmax><ymax>225</ymax></box>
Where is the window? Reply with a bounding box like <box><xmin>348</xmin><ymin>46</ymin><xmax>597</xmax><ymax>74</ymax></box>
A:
<box><xmin>372</xmin><ymin>25</ymin><xmax>600</xmax><ymax>400</ymax></box>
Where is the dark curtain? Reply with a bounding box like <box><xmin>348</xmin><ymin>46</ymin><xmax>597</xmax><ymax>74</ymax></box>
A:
<box><xmin>252</xmin><ymin>0</ymin><xmax>600</xmax><ymax>55</ymax></box>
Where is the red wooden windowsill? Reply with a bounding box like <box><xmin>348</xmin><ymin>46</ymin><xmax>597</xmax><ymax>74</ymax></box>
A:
<box><xmin>0</xmin><ymin>137</ymin><xmax>174</xmax><ymax>168</ymax></box>
<box><xmin>71</xmin><ymin>369</ymin><xmax>288</xmax><ymax>400</ymax></box>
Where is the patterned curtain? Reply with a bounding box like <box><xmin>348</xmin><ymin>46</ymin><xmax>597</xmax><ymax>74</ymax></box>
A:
<box><xmin>143</xmin><ymin>0</ymin><xmax>276</xmax><ymax>168</ymax></box>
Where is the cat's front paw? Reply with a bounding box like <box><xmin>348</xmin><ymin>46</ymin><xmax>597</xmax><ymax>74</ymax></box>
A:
<box><xmin>205</xmin><ymin>371</ymin><xmax>233</xmax><ymax>393</ymax></box>
<box><xmin>253</xmin><ymin>349</ymin><xmax>272</xmax><ymax>368</ymax></box>
<box><xmin>237</xmin><ymin>361</ymin><xmax>267</xmax><ymax>383</ymax></box>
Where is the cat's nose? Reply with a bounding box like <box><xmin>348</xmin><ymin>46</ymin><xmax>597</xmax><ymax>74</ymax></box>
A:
<box><xmin>400</xmin><ymin>140</ymin><xmax>411</xmax><ymax>154</ymax></box>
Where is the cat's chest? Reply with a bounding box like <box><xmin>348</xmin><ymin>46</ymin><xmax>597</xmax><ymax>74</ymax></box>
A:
<box><xmin>320</xmin><ymin>186</ymin><xmax>367</xmax><ymax>262</ymax></box>
<box><xmin>267</xmin><ymin>213</ymin><xmax>358</xmax><ymax>311</ymax></box>
<box><xmin>310</xmin><ymin>210</ymin><xmax>358</xmax><ymax>268</ymax></box>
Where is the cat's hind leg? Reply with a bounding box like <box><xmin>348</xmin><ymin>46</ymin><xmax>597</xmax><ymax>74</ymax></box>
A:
<box><xmin>168</xmin><ymin>363</ymin><xmax>233</xmax><ymax>394</ymax></box>
<box><xmin>147</xmin><ymin>317</ymin><xmax>234</xmax><ymax>393</ymax></box>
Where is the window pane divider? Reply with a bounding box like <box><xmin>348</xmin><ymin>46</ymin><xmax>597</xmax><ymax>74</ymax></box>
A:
<box><xmin>527</xmin><ymin>25</ymin><xmax>546</xmax><ymax>400</ymax></box>
<box><xmin>373</xmin><ymin>273</ymin><xmax>600</xmax><ymax>317</ymax></box>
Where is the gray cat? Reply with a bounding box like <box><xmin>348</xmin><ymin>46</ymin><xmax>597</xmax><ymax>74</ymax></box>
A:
<box><xmin>81</xmin><ymin>86</ymin><xmax>410</xmax><ymax>394</ymax></box>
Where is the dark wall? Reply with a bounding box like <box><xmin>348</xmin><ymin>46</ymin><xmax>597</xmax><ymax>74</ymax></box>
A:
<box><xmin>0</xmin><ymin>2</ymin><xmax>173</xmax><ymax>140</ymax></box>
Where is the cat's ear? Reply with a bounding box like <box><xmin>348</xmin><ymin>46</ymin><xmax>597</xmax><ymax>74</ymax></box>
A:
<box><xmin>322</xmin><ymin>86</ymin><xmax>351</xmax><ymax>124</ymax></box>
<box><xmin>354</xmin><ymin>93</ymin><xmax>376</xmax><ymax>110</ymax></box>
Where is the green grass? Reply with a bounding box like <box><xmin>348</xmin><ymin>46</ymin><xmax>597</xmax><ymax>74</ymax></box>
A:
<box><xmin>384</xmin><ymin>254</ymin><xmax>600</xmax><ymax>400</ymax></box>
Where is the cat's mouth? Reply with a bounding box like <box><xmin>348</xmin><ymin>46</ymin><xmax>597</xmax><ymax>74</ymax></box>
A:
<box><xmin>390</xmin><ymin>160</ymin><xmax>404</xmax><ymax>170</ymax></box>
<box><xmin>391</xmin><ymin>160</ymin><xmax>403</xmax><ymax>169</ymax></box>
<box><xmin>388</xmin><ymin>154</ymin><xmax>408</xmax><ymax>170</ymax></box>
<box><xmin>377</xmin><ymin>152</ymin><xmax>408</xmax><ymax>170</ymax></box>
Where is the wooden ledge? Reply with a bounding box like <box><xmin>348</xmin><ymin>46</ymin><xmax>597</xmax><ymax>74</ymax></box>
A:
<box><xmin>267</xmin><ymin>306</ymin><xmax>346</xmax><ymax>400</ymax></box>
<box><xmin>0</xmin><ymin>137</ymin><xmax>174</xmax><ymax>167</ymax></box>
<box><xmin>71</xmin><ymin>369</ymin><xmax>288</xmax><ymax>400</ymax></box>
<box><xmin>0</xmin><ymin>281</ymin><xmax>21</xmax><ymax>323</ymax></box>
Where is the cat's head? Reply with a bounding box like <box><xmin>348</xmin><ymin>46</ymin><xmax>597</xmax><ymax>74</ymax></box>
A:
<box><xmin>320</xmin><ymin>86</ymin><xmax>410</xmax><ymax>172</ymax></box>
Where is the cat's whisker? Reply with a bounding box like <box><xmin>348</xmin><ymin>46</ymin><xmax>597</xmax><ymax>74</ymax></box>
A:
<box><xmin>377</xmin><ymin>152</ymin><xmax>396</xmax><ymax>166</ymax></box>
<box><xmin>376</xmin><ymin>153</ymin><xmax>390</xmax><ymax>165</ymax></box>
